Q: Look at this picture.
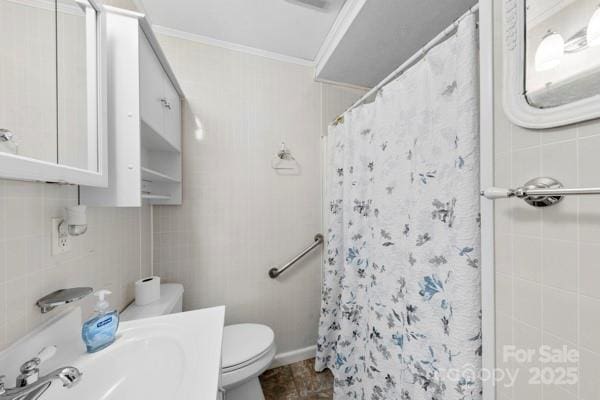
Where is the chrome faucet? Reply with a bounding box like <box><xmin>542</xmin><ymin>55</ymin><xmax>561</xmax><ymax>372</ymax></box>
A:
<box><xmin>0</xmin><ymin>346</ymin><xmax>82</xmax><ymax>400</ymax></box>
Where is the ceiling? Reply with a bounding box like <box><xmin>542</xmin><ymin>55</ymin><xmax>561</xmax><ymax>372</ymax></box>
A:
<box><xmin>135</xmin><ymin>0</ymin><xmax>478</xmax><ymax>88</ymax></box>
<box><xmin>135</xmin><ymin>0</ymin><xmax>347</xmax><ymax>62</ymax></box>
<box><xmin>526</xmin><ymin>0</ymin><xmax>578</xmax><ymax>26</ymax></box>
<box><xmin>316</xmin><ymin>0</ymin><xmax>478</xmax><ymax>87</ymax></box>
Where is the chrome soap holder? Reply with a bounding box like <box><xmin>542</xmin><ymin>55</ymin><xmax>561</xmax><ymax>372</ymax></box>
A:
<box><xmin>36</xmin><ymin>287</ymin><xmax>93</xmax><ymax>314</ymax></box>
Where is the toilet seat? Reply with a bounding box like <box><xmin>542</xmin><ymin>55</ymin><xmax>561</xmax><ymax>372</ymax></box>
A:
<box><xmin>221</xmin><ymin>324</ymin><xmax>276</xmax><ymax>389</ymax></box>
<box><xmin>222</xmin><ymin>324</ymin><xmax>275</xmax><ymax>370</ymax></box>
<box><xmin>222</xmin><ymin>345</ymin><xmax>273</xmax><ymax>373</ymax></box>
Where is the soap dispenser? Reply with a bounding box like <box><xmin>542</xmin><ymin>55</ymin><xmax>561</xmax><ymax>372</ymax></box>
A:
<box><xmin>82</xmin><ymin>290</ymin><xmax>119</xmax><ymax>353</ymax></box>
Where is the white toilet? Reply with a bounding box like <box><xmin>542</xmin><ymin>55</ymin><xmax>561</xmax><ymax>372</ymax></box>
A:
<box><xmin>121</xmin><ymin>284</ymin><xmax>276</xmax><ymax>400</ymax></box>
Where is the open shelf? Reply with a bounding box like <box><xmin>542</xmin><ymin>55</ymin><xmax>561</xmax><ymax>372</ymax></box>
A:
<box><xmin>141</xmin><ymin>193</ymin><xmax>171</xmax><ymax>201</ymax></box>
<box><xmin>141</xmin><ymin>167</ymin><xmax>180</xmax><ymax>183</ymax></box>
<box><xmin>141</xmin><ymin>120</ymin><xmax>181</xmax><ymax>153</ymax></box>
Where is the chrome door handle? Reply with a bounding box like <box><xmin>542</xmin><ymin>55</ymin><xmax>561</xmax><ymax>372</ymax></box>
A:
<box><xmin>160</xmin><ymin>98</ymin><xmax>172</xmax><ymax>110</ymax></box>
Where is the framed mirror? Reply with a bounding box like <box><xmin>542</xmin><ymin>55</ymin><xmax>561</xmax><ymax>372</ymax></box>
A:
<box><xmin>503</xmin><ymin>0</ymin><xmax>600</xmax><ymax>129</ymax></box>
<box><xmin>0</xmin><ymin>0</ymin><xmax>107</xmax><ymax>186</ymax></box>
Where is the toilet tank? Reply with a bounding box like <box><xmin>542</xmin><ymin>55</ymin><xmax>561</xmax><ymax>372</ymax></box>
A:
<box><xmin>120</xmin><ymin>283</ymin><xmax>184</xmax><ymax>322</ymax></box>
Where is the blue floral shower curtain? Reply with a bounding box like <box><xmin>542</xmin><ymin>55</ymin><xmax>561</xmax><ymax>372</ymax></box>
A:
<box><xmin>316</xmin><ymin>14</ymin><xmax>481</xmax><ymax>400</ymax></box>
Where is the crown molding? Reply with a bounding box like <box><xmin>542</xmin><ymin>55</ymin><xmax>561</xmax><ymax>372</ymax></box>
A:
<box><xmin>314</xmin><ymin>0</ymin><xmax>367</xmax><ymax>78</ymax></box>
<box><xmin>315</xmin><ymin>77</ymin><xmax>370</xmax><ymax>92</ymax></box>
<box><xmin>152</xmin><ymin>25</ymin><xmax>316</xmax><ymax>67</ymax></box>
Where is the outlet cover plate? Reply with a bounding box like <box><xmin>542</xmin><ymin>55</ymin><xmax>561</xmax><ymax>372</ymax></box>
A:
<box><xmin>51</xmin><ymin>218</ymin><xmax>71</xmax><ymax>255</ymax></box>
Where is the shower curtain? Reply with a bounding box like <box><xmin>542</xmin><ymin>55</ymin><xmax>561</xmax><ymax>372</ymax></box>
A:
<box><xmin>316</xmin><ymin>14</ymin><xmax>481</xmax><ymax>400</ymax></box>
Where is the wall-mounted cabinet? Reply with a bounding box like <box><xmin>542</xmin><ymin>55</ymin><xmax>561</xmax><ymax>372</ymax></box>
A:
<box><xmin>81</xmin><ymin>7</ymin><xmax>183</xmax><ymax>206</ymax></box>
<box><xmin>139</xmin><ymin>34</ymin><xmax>181</xmax><ymax>151</ymax></box>
<box><xmin>0</xmin><ymin>0</ymin><xmax>108</xmax><ymax>186</ymax></box>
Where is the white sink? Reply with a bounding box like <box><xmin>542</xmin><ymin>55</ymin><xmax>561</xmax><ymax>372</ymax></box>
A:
<box><xmin>0</xmin><ymin>306</ymin><xmax>225</xmax><ymax>400</ymax></box>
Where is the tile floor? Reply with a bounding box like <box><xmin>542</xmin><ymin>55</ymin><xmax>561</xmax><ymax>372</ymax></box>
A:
<box><xmin>259</xmin><ymin>358</ymin><xmax>334</xmax><ymax>399</ymax></box>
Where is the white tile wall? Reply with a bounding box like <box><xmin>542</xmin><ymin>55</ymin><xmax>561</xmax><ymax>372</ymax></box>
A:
<box><xmin>0</xmin><ymin>180</ymin><xmax>151</xmax><ymax>351</ymax></box>
<box><xmin>0</xmin><ymin>0</ymin><xmax>57</xmax><ymax>162</ymax></box>
<box><xmin>1</xmin><ymin>1</ymin><xmax>94</xmax><ymax>170</ymax></box>
<box><xmin>493</xmin><ymin>2</ymin><xmax>600</xmax><ymax>399</ymax></box>
<box><xmin>57</xmin><ymin>9</ymin><xmax>89</xmax><ymax>170</ymax></box>
<box><xmin>151</xmin><ymin>34</ymin><xmax>366</xmax><ymax>354</ymax></box>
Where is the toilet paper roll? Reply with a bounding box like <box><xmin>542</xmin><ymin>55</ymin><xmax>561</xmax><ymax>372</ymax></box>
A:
<box><xmin>134</xmin><ymin>276</ymin><xmax>161</xmax><ymax>306</ymax></box>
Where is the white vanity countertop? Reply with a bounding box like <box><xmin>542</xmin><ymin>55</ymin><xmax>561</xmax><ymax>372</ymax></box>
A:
<box><xmin>0</xmin><ymin>306</ymin><xmax>226</xmax><ymax>400</ymax></box>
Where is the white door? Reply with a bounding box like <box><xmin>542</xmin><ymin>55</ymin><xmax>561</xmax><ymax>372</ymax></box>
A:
<box><xmin>139</xmin><ymin>31</ymin><xmax>165</xmax><ymax>137</ymax></box>
<box><xmin>162</xmin><ymin>77</ymin><xmax>181</xmax><ymax>151</ymax></box>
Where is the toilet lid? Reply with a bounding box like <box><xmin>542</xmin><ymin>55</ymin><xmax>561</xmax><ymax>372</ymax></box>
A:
<box><xmin>222</xmin><ymin>324</ymin><xmax>275</xmax><ymax>369</ymax></box>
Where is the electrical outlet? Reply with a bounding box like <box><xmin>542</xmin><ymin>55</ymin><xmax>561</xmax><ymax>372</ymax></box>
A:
<box><xmin>52</xmin><ymin>218</ymin><xmax>71</xmax><ymax>255</ymax></box>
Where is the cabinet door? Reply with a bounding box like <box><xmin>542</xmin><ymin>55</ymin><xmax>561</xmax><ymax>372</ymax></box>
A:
<box><xmin>138</xmin><ymin>31</ymin><xmax>164</xmax><ymax>136</ymax></box>
<box><xmin>163</xmin><ymin>77</ymin><xmax>181</xmax><ymax>150</ymax></box>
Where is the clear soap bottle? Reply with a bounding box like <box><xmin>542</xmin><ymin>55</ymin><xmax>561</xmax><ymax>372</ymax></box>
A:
<box><xmin>82</xmin><ymin>290</ymin><xmax>119</xmax><ymax>353</ymax></box>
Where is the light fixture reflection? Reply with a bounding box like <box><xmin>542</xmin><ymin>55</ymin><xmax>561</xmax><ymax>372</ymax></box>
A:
<box><xmin>194</xmin><ymin>116</ymin><xmax>204</xmax><ymax>141</ymax></box>
<box><xmin>535</xmin><ymin>31</ymin><xmax>564</xmax><ymax>72</ymax></box>
<box><xmin>587</xmin><ymin>6</ymin><xmax>600</xmax><ymax>47</ymax></box>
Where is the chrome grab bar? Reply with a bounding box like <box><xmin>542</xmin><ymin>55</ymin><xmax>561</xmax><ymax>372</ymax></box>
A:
<box><xmin>268</xmin><ymin>234</ymin><xmax>324</xmax><ymax>279</ymax></box>
<box><xmin>482</xmin><ymin>177</ymin><xmax>600</xmax><ymax>208</ymax></box>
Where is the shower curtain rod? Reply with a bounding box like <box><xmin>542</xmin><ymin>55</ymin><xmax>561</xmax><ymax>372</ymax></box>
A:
<box><xmin>332</xmin><ymin>3</ymin><xmax>480</xmax><ymax>125</ymax></box>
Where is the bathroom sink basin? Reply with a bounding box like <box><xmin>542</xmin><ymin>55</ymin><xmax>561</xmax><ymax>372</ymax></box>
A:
<box><xmin>0</xmin><ymin>306</ymin><xmax>225</xmax><ymax>400</ymax></box>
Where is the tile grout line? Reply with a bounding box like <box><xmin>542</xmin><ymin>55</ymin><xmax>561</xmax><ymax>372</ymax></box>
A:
<box><xmin>538</xmin><ymin>128</ymin><xmax>545</xmax><ymax>397</ymax></box>
<box><xmin>575</xmin><ymin>123</ymin><xmax>582</xmax><ymax>400</ymax></box>
<box><xmin>508</xmin><ymin>120</ymin><xmax>515</xmax><ymax>400</ymax></box>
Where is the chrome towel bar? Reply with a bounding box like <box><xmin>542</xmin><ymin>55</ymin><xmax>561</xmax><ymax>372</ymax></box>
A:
<box><xmin>482</xmin><ymin>177</ymin><xmax>600</xmax><ymax>207</ymax></box>
<box><xmin>268</xmin><ymin>234</ymin><xmax>324</xmax><ymax>279</ymax></box>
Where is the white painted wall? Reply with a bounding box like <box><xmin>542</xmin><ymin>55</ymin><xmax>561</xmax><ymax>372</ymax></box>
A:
<box><xmin>151</xmin><ymin>34</ymin><xmax>365</xmax><ymax>355</ymax></box>
<box><xmin>493</xmin><ymin>1</ymin><xmax>600</xmax><ymax>399</ymax></box>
